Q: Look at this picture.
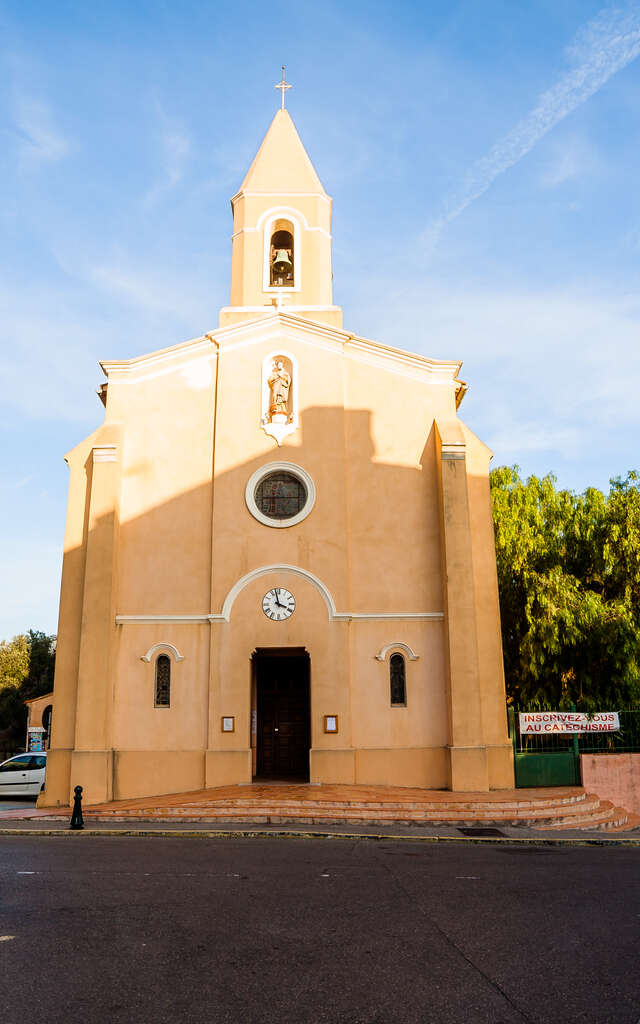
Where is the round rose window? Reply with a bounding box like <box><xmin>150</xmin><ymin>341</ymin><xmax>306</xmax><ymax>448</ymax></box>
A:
<box><xmin>255</xmin><ymin>471</ymin><xmax>307</xmax><ymax>520</ymax></box>
<box><xmin>245</xmin><ymin>463</ymin><xmax>316</xmax><ymax>528</ymax></box>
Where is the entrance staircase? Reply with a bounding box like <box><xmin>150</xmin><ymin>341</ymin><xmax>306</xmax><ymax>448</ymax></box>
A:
<box><xmin>77</xmin><ymin>784</ymin><xmax>636</xmax><ymax>831</ymax></box>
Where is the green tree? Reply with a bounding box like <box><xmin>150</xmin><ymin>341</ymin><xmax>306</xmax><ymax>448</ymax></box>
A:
<box><xmin>0</xmin><ymin>634</ymin><xmax>30</xmax><ymax>691</ymax></box>
<box><xmin>490</xmin><ymin>467</ymin><xmax>640</xmax><ymax>711</ymax></box>
<box><xmin>21</xmin><ymin>630</ymin><xmax>56</xmax><ymax>699</ymax></box>
<box><xmin>0</xmin><ymin>631</ymin><xmax>56</xmax><ymax>752</ymax></box>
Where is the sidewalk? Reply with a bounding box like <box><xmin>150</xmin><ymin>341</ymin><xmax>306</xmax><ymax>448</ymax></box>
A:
<box><xmin>1</xmin><ymin>812</ymin><xmax>639</xmax><ymax>844</ymax></box>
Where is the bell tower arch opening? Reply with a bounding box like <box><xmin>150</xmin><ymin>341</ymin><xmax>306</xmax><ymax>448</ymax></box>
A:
<box><xmin>269</xmin><ymin>221</ymin><xmax>295</xmax><ymax>287</ymax></box>
<box><xmin>261</xmin><ymin>211</ymin><xmax>301</xmax><ymax>293</ymax></box>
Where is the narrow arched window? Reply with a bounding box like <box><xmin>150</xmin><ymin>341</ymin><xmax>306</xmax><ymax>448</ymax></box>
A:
<box><xmin>390</xmin><ymin>653</ymin><xmax>406</xmax><ymax>706</ymax></box>
<box><xmin>155</xmin><ymin>655</ymin><xmax>171</xmax><ymax>707</ymax></box>
<box><xmin>42</xmin><ymin>705</ymin><xmax>53</xmax><ymax>748</ymax></box>
<box><xmin>269</xmin><ymin>222</ymin><xmax>294</xmax><ymax>286</ymax></box>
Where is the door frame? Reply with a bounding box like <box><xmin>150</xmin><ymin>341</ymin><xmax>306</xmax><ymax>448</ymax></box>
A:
<box><xmin>251</xmin><ymin>647</ymin><xmax>310</xmax><ymax>781</ymax></box>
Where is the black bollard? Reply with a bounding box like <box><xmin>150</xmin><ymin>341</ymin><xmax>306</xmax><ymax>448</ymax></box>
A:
<box><xmin>70</xmin><ymin>785</ymin><xmax>84</xmax><ymax>831</ymax></box>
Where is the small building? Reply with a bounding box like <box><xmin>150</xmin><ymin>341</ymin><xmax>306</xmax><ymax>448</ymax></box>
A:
<box><xmin>25</xmin><ymin>692</ymin><xmax>53</xmax><ymax>753</ymax></box>
<box><xmin>41</xmin><ymin>102</ymin><xmax>513</xmax><ymax>807</ymax></box>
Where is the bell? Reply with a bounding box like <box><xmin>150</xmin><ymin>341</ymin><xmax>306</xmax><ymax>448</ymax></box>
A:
<box><xmin>272</xmin><ymin>249</ymin><xmax>292</xmax><ymax>275</ymax></box>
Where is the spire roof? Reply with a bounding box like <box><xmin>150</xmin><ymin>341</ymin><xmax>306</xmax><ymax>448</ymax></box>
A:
<box><xmin>238</xmin><ymin>109</ymin><xmax>327</xmax><ymax>195</ymax></box>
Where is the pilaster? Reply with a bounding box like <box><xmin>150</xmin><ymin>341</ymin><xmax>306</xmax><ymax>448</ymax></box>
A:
<box><xmin>71</xmin><ymin>432</ymin><xmax>123</xmax><ymax>805</ymax></box>
<box><xmin>38</xmin><ymin>437</ymin><xmax>93</xmax><ymax>807</ymax></box>
<box><xmin>435</xmin><ymin>419</ymin><xmax>489</xmax><ymax>791</ymax></box>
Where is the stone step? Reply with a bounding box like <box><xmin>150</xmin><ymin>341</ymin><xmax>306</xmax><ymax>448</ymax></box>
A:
<box><xmin>604</xmin><ymin>811</ymin><xmax>640</xmax><ymax>832</ymax></box>
<box><xmin>83</xmin><ymin>787</ymin><xmax>588</xmax><ymax>815</ymax></box>
<box><xmin>170</xmin><ymin>794</ymin><xmax>587</xmax><ymax>812</ymax></box>
<box><xmin>88</xmin><ymin>792</ymin><xmax>590</xmax><ymax>818</ymax></box>
<box><xmin>76</xmin><ymin>785</ymin><xmax>639</xmax><ymax>834</ymax></box>
<box><xmin>87</xmin><ymin>801</ymin><xmax>599</xmax><ymax>817</ymax></box>
<box><xmin>535</xmin><ymin>802</ymin><xmax>628</xmax><ymax>831</ymax></box>
<box><xmin>85</xmin><ymin>798</ymin><xmax>604</xmax><ymax>826</ymax></box>
<box><xmin>83</xmin><ymin>813</ymin><xmax>614</xmax><ymax>830</ymax></box>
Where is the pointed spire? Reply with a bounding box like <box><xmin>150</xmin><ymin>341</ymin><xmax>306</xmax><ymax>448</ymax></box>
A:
<box><xmin>239</xmin><ymin>109</ymin><xmax>326</xmax><ymax>195</ymax></box>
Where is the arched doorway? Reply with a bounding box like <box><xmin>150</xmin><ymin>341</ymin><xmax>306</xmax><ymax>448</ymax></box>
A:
<box><xmin>252</xmin><ymin>648</ymin><xmax>310</xmax><ymax>781</ymax></box>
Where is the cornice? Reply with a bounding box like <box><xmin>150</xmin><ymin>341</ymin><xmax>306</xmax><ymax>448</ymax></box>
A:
<box><xmin>99</xmin><ymin>312</ymin><xmax>464</xmax><ymax>389</ymax></box>
<box><xmin>211</xmin><ymin>310</ymin><xmax>349</xmax><ymax>352</ymax></box>
<box><xmin>455</xmin><ymin>380</ymin><xmax>468</xmax><ymax>408</ymax></box>
<box><xmin>116</xmin><ymin>563</ymin><xmax>444</xmax><ymax>625</ymax></box>
<box><xmin>231</xmin><ymin>189</ymin><xmax>332</xmax><ymax>206</ymax></box>
<box><xmin>344</xmin><ymin>332</ymin><xmax>462</xmax><ymax>384</ymax></box>
<box><xmin>100</xmin><ymin>334</ymin><xmax>214</xmax><ymax>378</ymax></box>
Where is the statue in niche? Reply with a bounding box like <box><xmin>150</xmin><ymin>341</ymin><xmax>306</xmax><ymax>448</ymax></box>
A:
<box><xmin>268</xmin><ymin>358</ymin><xmax>292</xmax><ymax>420</ymax></box>
<box><xmin>261</xmin><ymin>352</ymin><xmax>297</xmax><ymax>446</ymax></box>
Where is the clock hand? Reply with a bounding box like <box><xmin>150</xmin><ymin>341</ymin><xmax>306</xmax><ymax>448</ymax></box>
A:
<box><xmin>274</xmin><ymin>590</ymin><xmax>284</xmax><ymax>608</ymax></box>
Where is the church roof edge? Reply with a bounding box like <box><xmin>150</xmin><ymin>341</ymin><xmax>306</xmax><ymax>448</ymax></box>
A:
<box><xmin>100</xmin><ymin>313</ymin><xmax>464</xmax><ymax>392</ymax></box>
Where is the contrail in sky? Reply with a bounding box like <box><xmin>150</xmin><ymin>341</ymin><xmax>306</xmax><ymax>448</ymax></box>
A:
<box><xmin>424</xmin><ymin>4</ymin><xmax>640</xmax><ymax>247</ymax></box>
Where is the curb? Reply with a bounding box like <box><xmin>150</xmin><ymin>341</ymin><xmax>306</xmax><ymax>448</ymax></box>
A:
<box><xmin>0</xmin><ymin>827</ymin><xmax>639</xmax><ymax>846</ymax></box>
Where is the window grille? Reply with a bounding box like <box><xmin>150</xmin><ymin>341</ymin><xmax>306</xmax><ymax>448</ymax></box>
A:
<box><xmin>155</xmin><ymin>655</ymin><xmax>171</xmax><ymax>707</ymax></box>
<box><xmin>390</xmin><ymin>653</ymin><xmax>406</xmax><ymax>706</ymax></box>
<box><xmin>255</xmin><ymin>471</ymin><xmax>307</xmax><ymax>520</ymax></box>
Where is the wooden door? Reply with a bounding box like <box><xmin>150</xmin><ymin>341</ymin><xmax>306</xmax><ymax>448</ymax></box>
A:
<box><xmin>256</xmin><ymin>654</ymin><xmax>310</xmax><ymax>779</ymax></box>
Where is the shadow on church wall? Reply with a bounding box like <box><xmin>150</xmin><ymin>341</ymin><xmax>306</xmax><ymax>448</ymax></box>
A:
<box><xmin>46</xmin><ymin>402</ymin><xmax>504</xmax><ymax>792</ymax></box>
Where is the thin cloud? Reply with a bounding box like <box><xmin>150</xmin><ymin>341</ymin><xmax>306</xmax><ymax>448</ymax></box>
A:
<box><xmin>539</xmin><ymin>135</ymin><xmax>601</xmax><ymax>189</ymax></box>
<box><xmin>87</xmin><ymin>260</ymin><xmax>210</xmax><ymax>320</ymax></box>
<box><xmin>14</xmin><ymin>96</ymin><xmax>69</xmax><ymax>163</ymax></box>
<box><xmin>13</xmin><ymin>476</ymin><xmax>35</xmax><ymax>490</ymax></box>
<box><xmin>485</xmin><ymin>420</ymin><xmax>583</xmax><ymax>457</ymax></box>
<box><xmin>349</xmin><ymin>276</ymin><xmax>640</xmax><ymax>479</ymax></box>
<box><xmin>424</xmin><ymin>3</ymin><xmax>640</xmax><ymax>247</ymax></box>
<box><xmin>142</xmin><ymin>105</ymin><xmax>192</xmax><ymax>208</ymax></box>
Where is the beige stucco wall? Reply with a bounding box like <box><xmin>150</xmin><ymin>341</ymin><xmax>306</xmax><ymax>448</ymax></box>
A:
<box><xmin>39</xmin><ymin>109</ymin><xmax>512</xmax><ymax>807</ymax></box>
<box><xmin>40</xmin><ymin>315</ymin><xmax>512</xmax><ymax>806</ymax></box>
<box><xmin>25</xmin><ymin>692</ymin><xmax>54</xmax><ymax>730</ymax></box>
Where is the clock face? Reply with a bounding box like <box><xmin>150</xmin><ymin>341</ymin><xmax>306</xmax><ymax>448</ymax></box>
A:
<box><xmin>262</xmin><ymin>587</ymin><xmax>295</xmax><ymax>621</ymax></box>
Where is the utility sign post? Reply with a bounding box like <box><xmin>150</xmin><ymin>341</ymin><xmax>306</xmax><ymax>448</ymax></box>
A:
<box><xmin>519</xmin><ymin>711</ymin><xmax>620</xmax><ymax>734</ymax></box>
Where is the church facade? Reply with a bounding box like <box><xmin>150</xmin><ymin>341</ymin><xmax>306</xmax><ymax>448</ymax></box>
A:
<box><xmin>41</xmin><ymin>107</ymin><xmax>513</xmax><ymax>807</ymax></box>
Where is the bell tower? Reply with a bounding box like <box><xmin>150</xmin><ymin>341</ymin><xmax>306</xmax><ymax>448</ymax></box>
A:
<box><xmin>220</xmin><ymin>83</ymin><xmax>342</xmax><ymax>329</ymax></box>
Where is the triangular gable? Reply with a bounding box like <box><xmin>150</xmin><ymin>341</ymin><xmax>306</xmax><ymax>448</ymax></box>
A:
<box><xmin>101</xmin><ymin>312</ymin><xmax>463</xmax><ymax>391</ymax></box>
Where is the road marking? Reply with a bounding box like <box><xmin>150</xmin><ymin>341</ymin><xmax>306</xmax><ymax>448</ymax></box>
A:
<box><xmin>17</xmin><ymin>871</ymin><xmax>36</xmax><ymax>875</ymax></box>
<box><xmin>0</xmin><ymin>936</ymin><xmax>15</xmax><ymax>942</ymax></box>
<box><xmin>455</xmin><ymin>876</ymin><xmax>479</xmax><ymax>879</ymax></box>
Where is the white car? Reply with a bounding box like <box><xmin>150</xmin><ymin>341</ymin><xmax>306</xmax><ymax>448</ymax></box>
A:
<box><xmin>0</xmin><ymin>752</ymin><xmax>47</xmax><ymax>798</ymax></box>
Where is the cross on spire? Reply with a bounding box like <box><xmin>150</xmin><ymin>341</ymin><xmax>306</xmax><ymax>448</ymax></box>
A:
<box><xmin>275</xmin><ymin>66</ymin><xmax>292</xmax><ymax>110</ymax></box>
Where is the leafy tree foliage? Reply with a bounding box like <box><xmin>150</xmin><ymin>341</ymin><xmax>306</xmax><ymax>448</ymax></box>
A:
<box><xmin>0</xmin><ymin>630</ymin><xmax>56</xmax><ymax>752</ymax></box>
<box><xmin>0</xmin><ymin>634</ymin><xmax>29</xmax><ymax>690</ymax></box>
<box><xmin>491</xmin><ymin>467</ymin><xmax>640</xmax><ymax>711</ymax></box>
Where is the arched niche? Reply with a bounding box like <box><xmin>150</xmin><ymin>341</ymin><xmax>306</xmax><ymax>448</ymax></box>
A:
<box><xmin>269</xmin><ymin>220</ymin><xmax>295</xmax><ymax>287</ymax></box>
<box><xmin>261</xmin><ymin>210</ymin><xmax>301</xmax><ymax>293</ymax></box>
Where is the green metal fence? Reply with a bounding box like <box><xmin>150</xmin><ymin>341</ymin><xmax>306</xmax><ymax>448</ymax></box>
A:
<box><xmin>576</xmin><ymin>711</ymin><xmax>640</xmax><ymax>754</ymax></box>
<box><xmin>508</xmin><ymin>708</ymin><xmax>640</xmax><ymax>788</ymax></box>
<box><xmin>508</xmin><ymin>708</ymin><xmax>579</xmax><ymax>786</ymax></box>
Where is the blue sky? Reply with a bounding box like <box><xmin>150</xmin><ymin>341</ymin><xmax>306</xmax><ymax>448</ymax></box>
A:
<box><xmin>1</xmin><ymin>0</ymin><xmax>640</xmax><ymax>639</ymax></box>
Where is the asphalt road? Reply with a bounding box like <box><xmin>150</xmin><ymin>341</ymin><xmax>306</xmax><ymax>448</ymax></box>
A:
<box><xmin>0</xmin><ymin>837</ymin><xmax>638</xmax><ymax>1024</ymax></box>
<box><xmin>0</xmin><ymin>799</ymin><xmax>35</xmax><ymax>812</ymax></box>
